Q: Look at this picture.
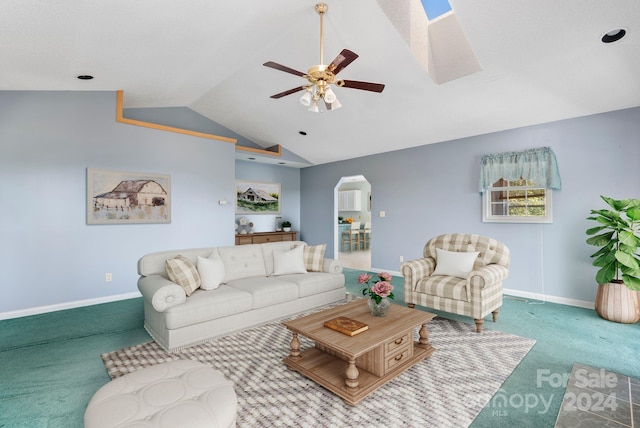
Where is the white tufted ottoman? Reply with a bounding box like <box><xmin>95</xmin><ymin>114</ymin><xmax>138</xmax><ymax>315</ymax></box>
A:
<box><xmin>85</xmin><ymin>360</ymin><xmax>237</xmax><ymax>428</ymax></box>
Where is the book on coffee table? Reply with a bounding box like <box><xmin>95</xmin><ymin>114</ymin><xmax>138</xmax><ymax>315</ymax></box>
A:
<box><xmin>323</xmin><ymin>316</ymin><xmax>369</xmax><ymax>336</ymax></box>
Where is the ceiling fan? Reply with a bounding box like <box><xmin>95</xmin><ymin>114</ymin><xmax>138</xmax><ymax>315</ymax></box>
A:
<box><xmin>263</xmin><ymin>3</ymin><xmax>385</xmax><ymax>112</ymax></box>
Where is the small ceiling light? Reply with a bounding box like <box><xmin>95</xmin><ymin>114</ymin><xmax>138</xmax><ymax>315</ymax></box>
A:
<box><xmin>299</xmin><ymin>131</ymin><xmax>307</xmax><ymax>136</ymax></box>
<box><xmin>278</xmin><ymin>162</ymin><xmax>286</xmax><ymax>165</ymax></box>
<box><xmin>308</xmin><ymin>100</ymin><xmax>320</xmax><ymax>113</ymax></box>
<box><xmin>326</xmin><ymin>98</ymin><xmax>342</xmax><ymax>111</ymax></box>
<box><xmin>299</xmin><ymin>89</ymin><xmax>312</xmax><ymax>106</ymax></box>
<box><xmin>248</xmin><ymin>157</ymin><xmax>256</xmax><ymax>160</ymax></box>
<box><xmin>324</xmin><ymin>86</ymin><xmax>337</xmax><ymax>103</ymax></box>
<box><xmin>76</xmin><ymin>75</ymin><xmax>94</xmax><ymax>80</ymax></box>
<box><xmin>601</xmin><ymin>28</ymin><xmax>626</xmax><ymax>43</ymax></box>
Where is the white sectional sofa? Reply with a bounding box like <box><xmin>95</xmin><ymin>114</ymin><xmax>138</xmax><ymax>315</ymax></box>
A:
<box><xmin>137</xmin><ymin>241</ymin><xmax>345</xmax><ymax>352</ymax></box>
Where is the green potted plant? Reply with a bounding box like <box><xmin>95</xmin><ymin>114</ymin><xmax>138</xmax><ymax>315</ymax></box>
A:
<box><xmin>281</xmin><ymin>221</ymin><xmax>292</xmax><ymax>232</ymax></box>
<box><xmin>586</xmin><ymin>195</ymin><xmax>640</xmax><ymax>323</ymax></box>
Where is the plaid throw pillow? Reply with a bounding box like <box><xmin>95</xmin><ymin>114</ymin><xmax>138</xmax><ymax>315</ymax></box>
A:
<box><xmin>166</xmin><ymin>255</ymin><xmax>201</xmax><ymax>296</ymax></box>
<box><xmin>303</xmin><ymin>244</ymin><xmax>326</xmax><ymax>272</ymax></box>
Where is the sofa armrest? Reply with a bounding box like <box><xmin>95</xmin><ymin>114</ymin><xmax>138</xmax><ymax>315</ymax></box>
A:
<box><xmin>322</xmin><ymin>258</ymin><xmax>343</xmax><ymax>274</ymax></box>
<box><xmin>138</xmin><ymin>275</ymin><xmax>187</xmax><ymax>312</ymax></box>
<box><xmin>401</xmin><ymin>258</ymin><xmax>436</xmax><ymax>293</ymax></box>
<box><xmin>468</xmin><ymin>264</ymin><xmax>509</xmax><ymax>289</ymax></box>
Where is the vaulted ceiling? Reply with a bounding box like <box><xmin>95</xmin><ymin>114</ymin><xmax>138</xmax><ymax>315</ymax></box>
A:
<box><xmin>2</xmin><ymin>0</ymin><xmax>639</xmax><ymax>166</ymax></box>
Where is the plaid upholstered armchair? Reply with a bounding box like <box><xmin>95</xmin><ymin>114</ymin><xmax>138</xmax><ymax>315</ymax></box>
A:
<box><xmin>401</xmin><ymin>233</ymin><xmax>510</xmax><ymax>332</ymax></box>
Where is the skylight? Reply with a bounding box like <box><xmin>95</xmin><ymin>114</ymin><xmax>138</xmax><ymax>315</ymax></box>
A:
<box><xmin>420</xmin><ymin>0</ymin><xmax>451</xmax><ymax>20</ymax></box>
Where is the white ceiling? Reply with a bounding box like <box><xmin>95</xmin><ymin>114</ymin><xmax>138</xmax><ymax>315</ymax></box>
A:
<box><xmin>2</xmin><ymin>0</ymin><xmax>639</xmax><ymax>166</ymax></box>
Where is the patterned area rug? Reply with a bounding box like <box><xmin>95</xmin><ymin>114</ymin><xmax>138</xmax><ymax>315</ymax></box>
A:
<box><xmin>102</xmin><ymin>307</ymin><xmax>535</xmax><ymax>427</ymax></box>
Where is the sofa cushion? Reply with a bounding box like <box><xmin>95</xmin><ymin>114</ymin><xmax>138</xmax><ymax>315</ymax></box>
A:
<box><xmin>432</xmin><ymin>248</ymin><xmax>479</xmax><ymax>279</ymax></box>
<box><xmin>227</xmin><ymin>277</ymin><xmax>299</xmax><ymax>309</ymax></box>
<box><xmin>303</xmin><ymin>244</ymin><xmax>326</xmax><ymax>272</ymax></box>
<box><xmin>164</xmin><ymin>285</ymin><xmax>253</xmax><ymax>329</ymax></box>
<box><xmin>217</xmin><ymin>244</ymin><xmax>266</xmax><ymax>283</ymax></box>
<box><xmin>260</xmin><ymin>241</ymin><xmax>301</xmax><ymax>275</ymax></box>
<box><xmin>273</xmin><ymin>245</ymin><xmax>307</xmax><ymax>276</ymax></box>
<box><xmin>424</xmin><ymin>234</ymin><xmax>510</xmax><ymax>270</ymax></box>
<box><xmin>165</xmin><ymin>256</ymin><xmax>201</xmax><ymax>296</ymax></box>
<box><xmin>416</xmin><ymin>275</ymin><xmax>469</xmax><ymax>301</ymax></box>
<box><xmin>197</xmin><ymin>253</ymin><xmax>225</xmax><ymax>290</ymax></box>
<box><xmin>281</xmin><ymin>272</ymin><xmax>345</xmax><ymax>298</ymax></box>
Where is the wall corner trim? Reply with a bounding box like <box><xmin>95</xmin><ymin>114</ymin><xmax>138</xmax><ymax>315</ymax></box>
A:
<box><xmin>115</xmin><ymin>90</ymin><xmax>237</xmax><ymax>143</ymax></box>
<box><xmin>236</xmin><ymin>144</ymin><xmax>282</xmax><ymax>157</ymax></box>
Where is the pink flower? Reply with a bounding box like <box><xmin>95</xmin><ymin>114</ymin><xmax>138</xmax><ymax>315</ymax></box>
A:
<box><xmin>360</xmin><ymin>271</ymin><xmax>395</xmax><ymax>303</ymax></box>
<box><xmin>378</xmin><ymin>272</ymin><xmax>392</xmax><ymax>282</ymax></box>
<box><xmin>371</xmin><ymin>281</ymin><xmax>394</xmax><ymax>298</ymax></box>
<box><xmin>357</xmin><ymin>273</ymin><xmax>372</xmax><ymax>284</ymax></box>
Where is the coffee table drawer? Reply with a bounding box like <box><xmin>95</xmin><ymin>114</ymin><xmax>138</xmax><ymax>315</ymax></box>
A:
<box><xmin>386</xmin><ymin>347</ymin><xmax>412</xmax><ymax>371</ymax></box>
<box><xmin>386</xmin><ymin>332</ymin><xmax>411</xmax><ymax>354</ymax></box>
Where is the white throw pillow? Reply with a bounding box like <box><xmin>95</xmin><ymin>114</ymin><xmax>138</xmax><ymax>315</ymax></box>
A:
<box><xmin>272</xmin><ymin>245</ymin><xmax>307</xmax><ymax>276</ymax></box>
<box><xmin>432</xmin><ymin>248</ymin><xmax>479</xmax><ymax>279</ymax></box>
<box><xmin>197</xmin><ymin>254</ymin><xmax>225</xmax><ymax>290</ymax></box>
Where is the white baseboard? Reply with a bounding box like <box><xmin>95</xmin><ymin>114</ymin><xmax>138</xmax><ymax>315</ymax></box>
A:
<box><xmin>0</xmin><ymin>292</ymin><xmax>141</xmax><ymax>321</ymax></box>
<box><xmin>503</xmin><ymin>288</ymin><xmax>594</xmax><ymax>309</ymax></box>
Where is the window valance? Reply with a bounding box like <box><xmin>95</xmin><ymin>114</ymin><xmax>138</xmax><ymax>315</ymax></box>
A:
<box><xmin>479</xmin><ymin>146</ymin><xmax>561</xmax><ymax>192</ymax></box>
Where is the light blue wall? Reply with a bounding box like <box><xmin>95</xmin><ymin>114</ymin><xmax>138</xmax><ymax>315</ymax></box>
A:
<box><xmin>0</xmin><ymin>91</ymin><xmax>237</xmax><ymax>313</ymax></box>
<box><xmin>2</xmin><ymin>90</ymin><xmax>638</xmax><ymax>313</ymax></box>
<box><xmin>301</xmin><ymin>107</ymin><xmax>640</xmax><ymax>303</ymax></box>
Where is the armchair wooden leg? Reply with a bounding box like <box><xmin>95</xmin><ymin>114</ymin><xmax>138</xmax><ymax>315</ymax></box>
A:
<box><xmin>407</xmin><ymin>303</ymin><xmax>415</xmax><ymax>308</ymax></box>
<box><xmin>474</xmin><ymin>319</ymin><xmax>484</xmax><ymax>333</ymax></box>
<box><xmin>492</xmin><ymin>309</ymin><xmax>499</xmax><ymax>322</ymax></box>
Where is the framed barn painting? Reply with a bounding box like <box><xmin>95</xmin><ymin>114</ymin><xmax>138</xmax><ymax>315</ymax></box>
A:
<box><xmin>236</xmin><ymin>180</ymin><xmax>281</xmax><ymax>214</ymax></box>
<box><xmin>87</xmin><ymin>168</ymin><xmax>171</xmax><ymax>224</ymax></box>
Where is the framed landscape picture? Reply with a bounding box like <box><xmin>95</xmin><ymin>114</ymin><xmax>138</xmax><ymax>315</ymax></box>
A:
<box><xmin>236</xmin><ymin>180</ymin><xmax>281</xmax><ymax>214</ymax></box>
<box><xmin>87</xmin><ymin>168</ymin><xmax>171</xmax><ymax>224</ymax></box>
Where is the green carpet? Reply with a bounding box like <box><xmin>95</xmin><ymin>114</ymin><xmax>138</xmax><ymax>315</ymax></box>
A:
<box><xmin>1</xmin><ymin>269</ymin><xmax>638</xmax><ymax>427</ymax></box>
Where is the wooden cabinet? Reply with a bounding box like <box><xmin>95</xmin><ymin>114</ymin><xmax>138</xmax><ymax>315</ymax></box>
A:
<box><xmin>235</xmin><ymin>231</ymin><xmax>297</xmax><ymax>245</ymax></box>
<box><xmin>338</xmin><ymin>190</ymin><xmax>362</xmax><ymax>211</ymax></box>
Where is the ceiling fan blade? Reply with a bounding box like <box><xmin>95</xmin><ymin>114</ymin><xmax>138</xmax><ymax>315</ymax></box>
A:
<box><xmin>270</xmin><ymin>86</ymin><xmax>306</xmax><ymax>99</ymax></box>
<box><xmin>340</xmin><ymin>80</ymin><xmax>385</xmax><ymax>93</ymax></box>
<box><xmin>263</xmin><ymin>61</ymin><xmax>306</xmax><ymax>77</ymax></box>
<box><xmin>327</xmin><ymin>49</ymin><xmax>359</xmax><ymax>75</ymax></box>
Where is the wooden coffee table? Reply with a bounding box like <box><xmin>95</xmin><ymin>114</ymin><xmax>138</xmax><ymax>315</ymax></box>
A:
<box><xmin>282</xmin><ymin>299</ymin><xmax>436</xmax><ymax>405</ymax></box>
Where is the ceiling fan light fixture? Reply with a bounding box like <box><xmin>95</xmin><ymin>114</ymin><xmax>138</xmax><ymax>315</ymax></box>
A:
<box><xmin>263</xmin><ymin>2</ymin><xmax>384</xmax><ymax>112</ymax></box>
<box><xmin>328</xmin><ymin>98</ymin><xmax>342</xmax><ymax>111</ymax></box>
<box><xmin>324</xmin><ymin>86</ymin><xmax>337</xmax><ymax>103</ymax></box>
<box><xmin>309</xmin><ymin>100</ymin><xmax>320</xmax><ymax>113</ymax></box>
<box><xmin>299</xmin><ymin>89</ymin><xmax>312</xmax><ymax>106</ymax></box>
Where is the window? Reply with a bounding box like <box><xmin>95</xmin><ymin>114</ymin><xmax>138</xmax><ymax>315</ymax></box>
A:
<box><xmin>479</xmin><ymin>147</ymin><xmax>560</xmax><ymax>223</ymax></box>
<box><xmin>483</xmin><ymin>178</ymin><xmax>552</xmax><ymax>223</ymax></box>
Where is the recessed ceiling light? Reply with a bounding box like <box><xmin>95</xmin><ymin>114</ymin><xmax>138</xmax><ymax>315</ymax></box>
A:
<box><xmin>601</xmin><ymin>28</ymin><xmax>626</xmax><ymax>43</ymax></box>
<box><xmin>299</xmin><ymin>131</ymin><xmax>307</xmax><ymax>136</ymax></box>
<box><xmin>248</xmin><ymin>157</ymin><xmax>256</xmax><ymax>160</ymax></box>
<box><xmin>76</xmin><ymin>75</ymin><xmax>94</xmax><ymax>80</ymax></box>
<box><xmin>278</xmin><ymin>162</ymin><xmax>286</xmax><ymax>165</ymax></box>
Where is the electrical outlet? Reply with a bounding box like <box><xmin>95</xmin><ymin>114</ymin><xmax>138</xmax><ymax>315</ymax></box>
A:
<box><xmin>399</xmin><ymin>256</ymin><xmax>404</xmax><ymax>263</ymax></box>
<box><xmin>105</xmin><ymin>273</ymin><xmax>112</xmax><ymax>282</ymax></box>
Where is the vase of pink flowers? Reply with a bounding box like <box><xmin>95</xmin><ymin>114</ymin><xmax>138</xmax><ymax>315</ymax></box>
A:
<box><xmin>358</xmin><ymin>272</ymin><xmax>395</xmax><ymax>317</ymax></box>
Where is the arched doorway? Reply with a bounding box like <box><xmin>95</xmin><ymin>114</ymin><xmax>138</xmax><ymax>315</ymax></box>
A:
<box><xmin>333</xmin><ymin>175</ymin><xmax>371</xmax><ymax>270</ymax></box>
